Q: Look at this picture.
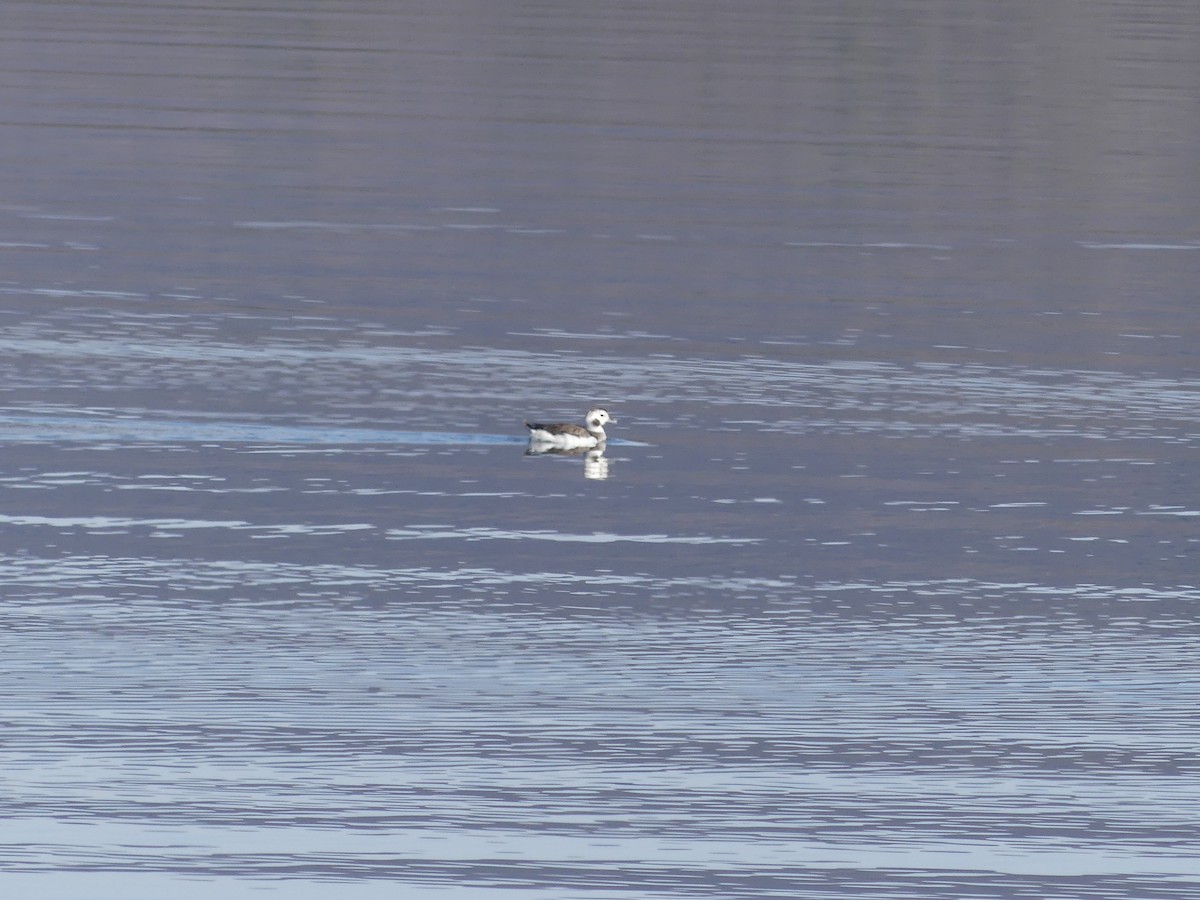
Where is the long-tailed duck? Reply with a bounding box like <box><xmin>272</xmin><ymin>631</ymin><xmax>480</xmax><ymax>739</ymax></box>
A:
<box><xmin>525</xmin><ymin>408</ymin><xmax>615</xmax><ymax>449</ymax></box>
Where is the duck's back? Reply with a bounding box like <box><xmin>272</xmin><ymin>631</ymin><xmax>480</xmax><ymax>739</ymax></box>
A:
<box><xmin>525</xmin><ymin>421</ymin><xmax>591</xmax><ymax>438</ymax></box>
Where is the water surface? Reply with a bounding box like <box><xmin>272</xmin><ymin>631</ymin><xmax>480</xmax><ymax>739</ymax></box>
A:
<box><xmin>1</xmin><ymin>1</ymin><xmax>1199</xmax><ymax>898</ymax></box>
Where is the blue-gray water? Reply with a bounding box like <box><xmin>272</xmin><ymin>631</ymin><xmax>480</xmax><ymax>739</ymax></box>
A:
<box><xmin>2</xmin><ymin>2</ymin><xmax>1199</xmax><ymax>898</ymax></box>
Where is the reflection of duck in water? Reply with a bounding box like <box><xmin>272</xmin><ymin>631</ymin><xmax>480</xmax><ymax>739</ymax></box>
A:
<box><xmin>524</xmin><ymin>443</ymin><xmax>612</xmax><ymax>479</ymax></box>
<box><xmin>524</xmin><ymin>408</ymin><xmax>615</xmax><ymax>450</ymax></box>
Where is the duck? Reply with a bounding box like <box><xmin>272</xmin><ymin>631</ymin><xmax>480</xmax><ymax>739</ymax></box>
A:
<box><xmin>524</xmin><ymin>408</ymin><xmax>615</xmax><ymax>449</ymax></box>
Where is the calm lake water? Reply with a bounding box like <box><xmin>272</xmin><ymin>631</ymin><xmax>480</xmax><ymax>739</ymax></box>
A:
<box><xmin>2</xmin><ymin>1</ymin><xmax>1199</xmax><ymax>898</ymax></box>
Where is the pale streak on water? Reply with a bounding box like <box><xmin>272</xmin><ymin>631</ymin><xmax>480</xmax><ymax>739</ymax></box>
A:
<box><xmin>2</xmin><ymin>1</ymin><xmax>1200</xmax><ymax>898</ymax></box>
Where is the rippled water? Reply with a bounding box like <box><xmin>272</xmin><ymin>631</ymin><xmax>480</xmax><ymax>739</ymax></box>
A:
<box><xmin>2</xmin><ymin>1</ymin><xmax>1199</xmax><ymax>898</ymax></box>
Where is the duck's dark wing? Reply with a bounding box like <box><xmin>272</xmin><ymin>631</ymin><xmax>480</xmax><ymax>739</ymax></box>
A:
<box><xmin>525</xmin><ymin>421</ymin><xmax>590</xmax><ymax>438</ymax></box>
